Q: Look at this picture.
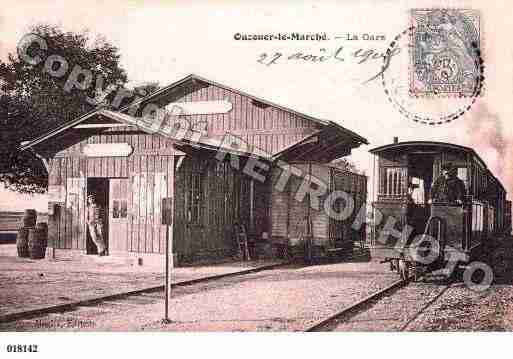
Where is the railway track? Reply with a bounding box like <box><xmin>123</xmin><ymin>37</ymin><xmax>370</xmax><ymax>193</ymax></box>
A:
<box><xmin>305</xmin><ymin>278</ymin><xmax>409</xmax><ymax>331</ymax></box>
<box><xmin>1</xmin><ymin>260</ymin><xmax>452</xmax><ymax>331</ymax></box>
<box><xmin>305</xmin><ymin>275</ymin><xmax>452</xmax><ymax>332</ymax></box>
<box><xmin>0</xmin><ymin>261</ymin><xmax>289</xmax><ymax>324</ymax></box>
<box><xmin>307</xmin><ymin>237</ymin><xmax>507</xmax><ymax>332</ymax></box>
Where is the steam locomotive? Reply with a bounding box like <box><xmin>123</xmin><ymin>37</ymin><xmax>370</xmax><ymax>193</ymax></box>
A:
<box><xmin>370</xmin><ymin>140</ymin><xmax>511</xmax><ymax>280</ymax></box>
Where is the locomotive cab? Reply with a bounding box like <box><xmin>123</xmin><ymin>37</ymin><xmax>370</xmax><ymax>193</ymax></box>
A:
<box><xmin>369</xmin><ymin>141</ymin><xmax>508</xmax><ymax>279</ymax></box>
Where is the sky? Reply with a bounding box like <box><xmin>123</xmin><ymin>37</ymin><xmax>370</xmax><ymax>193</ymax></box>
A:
<box><xmin>1</xmin><ymin>0</ymin><xmax>512</xmax><ymax>211</ymax></box>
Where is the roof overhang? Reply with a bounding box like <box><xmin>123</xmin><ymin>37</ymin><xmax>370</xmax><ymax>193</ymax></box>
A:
<box><xmin>272</xmin><ymin>121</ymin><xmax>368</xmax><ymax>163</ymax></box>
<box><xmin>369</xmin><ymin>141</ymin><xmax>486</xmax><ymax>167</ymax></box>
<box><xmin>20</xmin><ymin>109</ymin><xmax>269</xmax><ymax>161</ymax></box>
<box><xmin>19</xmin><ymin>109</ymin><xmax>106</xmax><ymax>152</ymax></box>
<box><xmin>370</xmin><ymin>141</ymin><xmax>473</xmax><ymax>155</ymax></box>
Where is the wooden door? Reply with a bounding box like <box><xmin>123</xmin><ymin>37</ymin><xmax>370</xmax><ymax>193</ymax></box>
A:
<box><xmin>109</xmin><ymin>179</ymin><xmax>129</xmax><ymax>253</ymax></box>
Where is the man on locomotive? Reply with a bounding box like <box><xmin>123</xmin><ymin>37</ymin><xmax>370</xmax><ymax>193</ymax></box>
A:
<box><xmin>430</xmin><ymin>163</ymin><xmax>467</xmax><ymax>204</ymax></box>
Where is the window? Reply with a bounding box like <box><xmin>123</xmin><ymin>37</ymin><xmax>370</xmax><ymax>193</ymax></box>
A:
<box><xmin>187</xmin><ymin>172</ymin><xmax>204</xmax><ymax>224</ymax></box>
<box><xmin>457</xmin><ymin>167</ymin><xmax>469</xmax><ymax>190</ymax></box>
<box><xmin>472</xmin><ymin>203</ymin><xmax>484</xmax><ymax>232</ymax></box>
<box><xmin>489</xmin><ymin>207</ymin><xmax>495</xmax><ymax>232</ymax></box>
<box><xmin>382</xmin><ymin>167</ymin><xmax>407</xmax><ymax>196</ymax></box>
<box><xmin>456</xmin><ymin>167</ymin><xmax>470</xmax><ymax>197</ymax></box>
<box><xmin>409</xmin><ymin>177</ymin><xmax>425</xmax><ymax>204</ymax></box>
<box><xmin>111</xmin><ymin>179</ymin><xmax>128</xmax><ymax>219</ymax></box>
<box><xmin>112</xmin><ymin>199</ymin><xmax>128</xmax><ymax>218</ymax></box>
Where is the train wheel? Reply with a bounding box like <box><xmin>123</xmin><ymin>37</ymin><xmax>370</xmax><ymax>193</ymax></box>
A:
<box><xmin>398</xmin><ymin>259</ymin><xmax>409</xmax><ymax>281</ymax></box>
<box><xmin>390</xmin><ymin>259</ymin><xmax>396</xmax><ymax>272</ymax></box>
<box><xmin>412</xmin><ymin>266</ymin><xmax>423</xmax><ymax>282</ymax></box>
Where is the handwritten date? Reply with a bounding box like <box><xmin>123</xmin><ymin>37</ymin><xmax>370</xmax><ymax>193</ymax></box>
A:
<box><xmin>257</xmin><ymin>46</ymin><xmax>400</xmax><ymax>83</ymax></box>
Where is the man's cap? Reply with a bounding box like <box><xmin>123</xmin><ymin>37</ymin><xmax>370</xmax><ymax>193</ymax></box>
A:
<box><xmin>441</xmin><ymin>163</ymin><xmax>455</xmax><ymax>170</ymax></box>
<box><xmin>87</xmin><ymin>194</ymin><xmax>96</xmax><ymax>199</ymax></box>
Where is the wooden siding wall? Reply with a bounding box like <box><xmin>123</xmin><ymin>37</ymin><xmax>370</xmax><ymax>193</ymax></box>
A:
<box><xmin>329</xmin><ymin>168</ymin><xmax>367</xmax><ymax>245</ymax></box>
<box><xmin>288</xmin><ymin>165</ymin><xmax>311</xmax><ymax>239</ymax></box>
<box><xmin>129</xmin><ymin>165</ymin><xmax>172</xmax><ymax>254</ymax></box>
<box><xmin>270</xmin><ymin>163</ymin><xmax>367</xmax><ymax>246</ymax></box>
<box><xmin>310</xmin><ymin>165</ymin><xmax>331</xmax><ymax>240</ymax></box>
<box><xmin>173</xmin><ymin>156</ymin><xmax>268</xmax><ymax>262</ymax></box>
<box><xmin>134</xmin><ymin>80</ymin><xmax>322</xmax><ymax>155</ymax></box>
<box><xmin>270</xmin><ymin>168</ymin><xmax>290</xmax><ymax>239</ymax></box>
<box><xmin>48</xmin><ymin>128</ymin><xmax>174</xmax><ymax>254</ymax></box>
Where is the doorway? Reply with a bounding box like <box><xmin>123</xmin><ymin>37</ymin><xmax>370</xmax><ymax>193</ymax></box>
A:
<box><xmin>86</xmin><ymin>178</ymin><xmax>109</xmax><ymax>255</ymax></box>
<box><xmin>407</xmin><ymin>154</ymin><xmax>435</xmax><ymax>238</ymax></box>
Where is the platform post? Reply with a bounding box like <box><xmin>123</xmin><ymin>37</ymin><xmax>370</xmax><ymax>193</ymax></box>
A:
<box><xmin>164</xmin><ymin>226</ymin><xmax>172</xmax><ymax>322</ymax></box>
<box><xmin>162</xmin><ymin>197</ymin><xmax>173</xmax><ymax>323</ymax></box>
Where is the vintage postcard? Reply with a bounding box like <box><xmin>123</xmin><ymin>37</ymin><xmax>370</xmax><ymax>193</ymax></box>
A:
<box><xmin>0</xmin><ymin>0</ymin><xmax>512</xmax><ymax>357</ymax></box>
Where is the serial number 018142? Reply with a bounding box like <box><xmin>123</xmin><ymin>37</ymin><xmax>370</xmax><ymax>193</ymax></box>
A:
<box><xmin>6</xmin><ymin>344</ymin><xmax>39</xmax><ymax>353</ymax></box>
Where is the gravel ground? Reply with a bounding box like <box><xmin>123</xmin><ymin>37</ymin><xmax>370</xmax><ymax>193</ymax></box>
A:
<box><xmin>6</xmin><ymin>235</ymin><xmax>513</xmax><ymax>332</ymax></box>
<box><xmin>0</xmin><ymin>261</ymin><xmax>399</xmax><ymax>331</ymax></box>
<box><xmin>326</xmin><ymin>280</ymin><xmax>450</xmax><ymax>331</ymax></box>
<box><xmin>407</xmin><ymin>234</ymin><xmax>513</xmax><ymax>331</ymax></box>
<box><xmin>328</xmin><ymin>234</ymin><xmax>513</xmax><ymax>332</ymax></box>
<box><xmin>0</xmin><ymin>246</ymin><xmax>281</xmax><ymax>317</ymax></box>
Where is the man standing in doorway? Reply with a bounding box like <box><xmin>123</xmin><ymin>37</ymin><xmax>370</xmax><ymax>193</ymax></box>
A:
<box><xmin>87</xmin><ymin>194</ymin><xmax>107</xmax><ymax>256</ymax></box>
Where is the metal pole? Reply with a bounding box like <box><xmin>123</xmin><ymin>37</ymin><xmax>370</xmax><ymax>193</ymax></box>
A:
<box><xmin>164</xmin><ymin>224</ymin><xmax>172</xmax><ymax>323</ymax></box>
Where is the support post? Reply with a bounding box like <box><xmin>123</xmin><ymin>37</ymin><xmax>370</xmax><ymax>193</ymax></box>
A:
<box><xmin>162</xmin><ymin>197</ymin><xmax>174</xmax><ymax>323</ymax></box>
<box><xmin>164</xmin><ymin>225</ymin><xmax>172</xmax><ymax>322</ymax></box>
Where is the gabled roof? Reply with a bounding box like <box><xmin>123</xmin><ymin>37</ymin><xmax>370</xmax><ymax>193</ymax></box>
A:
<box><xmin>19</xmin><ymin>108</ymin><xmax>104</xmax><ymax>151</ymax></box>
<box><xmin>118</xmin><ymin>74</ymin><xmax>331</xmax><ymax>126</ymax></box>
<box><xmin>20</xmin><ymin>74</ymin><xmax>368</xmax><ymax>157</ymax></box>
<box><xmin>100</xmin><ymin>110</ymin><xmax>270</xmax><ymax>159</ymax></box>
<box><xmin>23</xmin><ymin>109</ymin><xmax>267</xmax><ymax>159</ymax></box>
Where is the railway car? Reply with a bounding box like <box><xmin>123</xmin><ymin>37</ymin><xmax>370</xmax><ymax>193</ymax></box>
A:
<box><xmin>270</xmin><ymin>162</ymin><xmax>367</xmax><ymax>260</ymax></box>
<box><xmin>369</xmin><ymin>140</ymin><xmax>509</xmax><ymax>279</ymax></box>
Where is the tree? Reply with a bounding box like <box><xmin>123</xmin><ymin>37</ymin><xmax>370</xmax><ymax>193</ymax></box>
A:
<box><xmin>0</xmin><ymin>24</ymin><xmax>128</xmax><ymax>193</ymax></box>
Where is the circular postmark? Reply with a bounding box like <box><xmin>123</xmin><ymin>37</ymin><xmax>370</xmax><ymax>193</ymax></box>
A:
<box><xmin>381</xmin><ymin>23</ymin><xmax>484</xmax><ymax>126</ymax></box>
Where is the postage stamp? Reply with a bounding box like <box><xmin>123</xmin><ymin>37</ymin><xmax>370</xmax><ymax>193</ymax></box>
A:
<box><xmin>381</xmin><ymin>24</ymin><xmax>484</xmax><ymax>125</ymax></box>
<box><xmin>409</xmin><ymin>9</ymin><xmax>481</xmax><ymax>97</ymax></box>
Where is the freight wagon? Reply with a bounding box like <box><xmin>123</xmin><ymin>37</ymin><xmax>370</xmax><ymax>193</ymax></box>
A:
<box><xmin>270</xmin><ymin>162</ymin><xmax>367</xmax><ymax>260</ymax></box>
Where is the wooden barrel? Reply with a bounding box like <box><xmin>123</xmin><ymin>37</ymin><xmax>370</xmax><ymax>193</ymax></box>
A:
<box><xmin>22</xmin><ymin>209</ymin><xmax>37</xmax><ymax>228</ymax></box>
<box><xmin>16</xmin><ymin>228</ymin><xmax>30</xmax><ymax>258</ymax></box>
<box><xmin>28</xmin><ymin>227</ymin><xmax>47</xmax><ymax>259</ymax></box>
